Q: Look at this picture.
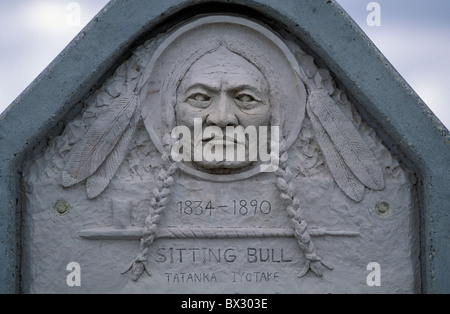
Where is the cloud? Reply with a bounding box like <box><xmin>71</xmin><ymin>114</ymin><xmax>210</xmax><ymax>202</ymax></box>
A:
<box><xmin>0</xmin><ymin>0</ymin><xmax>109</xmax><ymax>114</ymax></box>
<box><xmin>337</xmin><ymin>0</ymin><xmax>450</xmax><ymax>129</ymax></box>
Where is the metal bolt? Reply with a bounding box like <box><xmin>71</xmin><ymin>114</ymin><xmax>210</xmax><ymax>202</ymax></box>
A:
<box><xmin>55</xmin><ymin>200</ymin><xmax>70</xmax><ymax>216</ymax></box>
<box><xmin>375</xmin><ymin>201</ymin><xmax>391</xmax><ymax>217</ymax></box>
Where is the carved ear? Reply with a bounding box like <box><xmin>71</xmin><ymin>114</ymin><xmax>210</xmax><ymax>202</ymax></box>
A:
<box><xmin>62</xmin><ymin>93</ymin><xmax>139</xmax><ymax>198</ymax></box>
<box><xmin>307</xmin><ymin>89</ymin><xmax>385</xmax><ymax>202</ymax></box>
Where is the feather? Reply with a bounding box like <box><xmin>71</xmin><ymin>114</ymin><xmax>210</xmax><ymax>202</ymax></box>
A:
<box><xmin>62</xmin><ymin>94</ymin><xmax>138</xmax><ymax>187</ymax></box>
<box><xmin>85</xmin><ymin>109</ymin><xmax>140</xmax><ymax>199</ymax></box>
<box><xmin>308</xmin><ymin>104</ymin><xmax>365</xmax><ymax>202</ymax></box>
<box><xmin>308</xmin><ymin>90</ymin><xmax>385</xmax><ymax>191</ymax></box>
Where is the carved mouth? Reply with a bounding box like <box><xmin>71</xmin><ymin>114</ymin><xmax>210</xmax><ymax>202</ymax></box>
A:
<box><xmin>203</xmin><ymin>137</ymin><xmax>245</xmax><ymax>146</ymax></box>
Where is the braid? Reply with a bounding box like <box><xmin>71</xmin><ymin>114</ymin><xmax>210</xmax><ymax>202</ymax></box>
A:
<box><xmin>274</xmin><ymin>149</ymin><xmax>333</xmax><ymax>277</ymax></box>
<box><xmin>124</xmin><ymin>135</ymin><xmax>177</xmax><ymax>281</ymax></box>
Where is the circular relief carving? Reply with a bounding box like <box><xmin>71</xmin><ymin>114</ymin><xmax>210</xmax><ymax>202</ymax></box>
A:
<box><xmin>139</xmin><ymin>15</ymin><xmax>307</xmax><ymax>182</ymax></box>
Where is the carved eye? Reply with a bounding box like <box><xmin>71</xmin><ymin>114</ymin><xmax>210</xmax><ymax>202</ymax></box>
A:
<box><xmin>235</xmin><ymin>93</ymin><xmax>259</xmax><ymax>110</ymax></box>
<box><xmin>236</xmin><ymin>94</ymin><xmax>256</xmax><ymax>103</ymax></box>
<box><xmin>189</xmin><ymin>93</ymin><xmax>211</xmax><ymax>102</ymax></box>
<box><xmin>187</xmin><ymin>93</ymin><xmax>211</xmax><ymax>108</ymax></box>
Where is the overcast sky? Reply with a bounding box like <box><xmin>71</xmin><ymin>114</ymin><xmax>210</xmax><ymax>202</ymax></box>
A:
<box><xmin>1</xmin><ymin>0</ymin><xmax>449</xmax><ymax>129</ymax></box>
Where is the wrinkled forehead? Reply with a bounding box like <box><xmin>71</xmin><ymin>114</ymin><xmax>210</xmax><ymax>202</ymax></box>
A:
<box><xmin>179</xmin><ymin>48</ymin><xmax>269</xmax><ymax>93</ymax></box>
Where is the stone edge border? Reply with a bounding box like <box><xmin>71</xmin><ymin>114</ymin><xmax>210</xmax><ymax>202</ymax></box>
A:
<box><xmin>0</xmin><ymin>0</ymin><xmax>449</xmax><ymax>293</ymax></box>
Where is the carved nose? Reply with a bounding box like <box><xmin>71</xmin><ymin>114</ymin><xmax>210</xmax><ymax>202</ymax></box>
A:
<box><xmin>206</xmin><ymin>95</ymin><xmax>238</xmax><ymax>128</ymax></box>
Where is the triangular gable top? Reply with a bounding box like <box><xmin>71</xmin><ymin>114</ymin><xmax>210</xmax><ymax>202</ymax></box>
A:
<box><xmin>1</xmin><ymin>0</ymin><xmax>449</xmax><ymax>294</ymax></box>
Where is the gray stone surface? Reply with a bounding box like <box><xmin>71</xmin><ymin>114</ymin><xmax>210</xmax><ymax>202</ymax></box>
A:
<box><xmin>1</xmin><ymin>0</ymin><xmax>449</xmax><ymax>294</ymax></box>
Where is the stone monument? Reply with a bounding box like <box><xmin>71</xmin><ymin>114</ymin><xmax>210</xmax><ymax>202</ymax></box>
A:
<box><xmin>1</xmin><ymin>0</ymin><xmax>449</xmax><ymax>294</ymax></box>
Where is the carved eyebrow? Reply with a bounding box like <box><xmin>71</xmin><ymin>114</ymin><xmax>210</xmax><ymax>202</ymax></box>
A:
<box><xmin>229</xmin><ymin>85</ymin><xmax>262</xmax><ymax>96</ymax></box>
<box><xmin>184</xmin><ymin>83</ymin><xmax>221</xmax><ymax>94</ymax></box>
<box><xmin>184</xmin><ymin>83</ymin><xmax>264</xmax><ymax>98</ymax></box>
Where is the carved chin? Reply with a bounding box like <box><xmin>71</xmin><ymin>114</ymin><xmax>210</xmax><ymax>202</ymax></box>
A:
<box><xmin>186</xmin><ymin>141</ymin><xmax>257</xmax><ymax>174</ymax></box>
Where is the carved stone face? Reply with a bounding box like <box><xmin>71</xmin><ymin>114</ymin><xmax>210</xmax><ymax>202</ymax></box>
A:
<box><xmin>175</xmin><ymin>47</ymin><xmax>271</xmax><ymax>172</ymax></box>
